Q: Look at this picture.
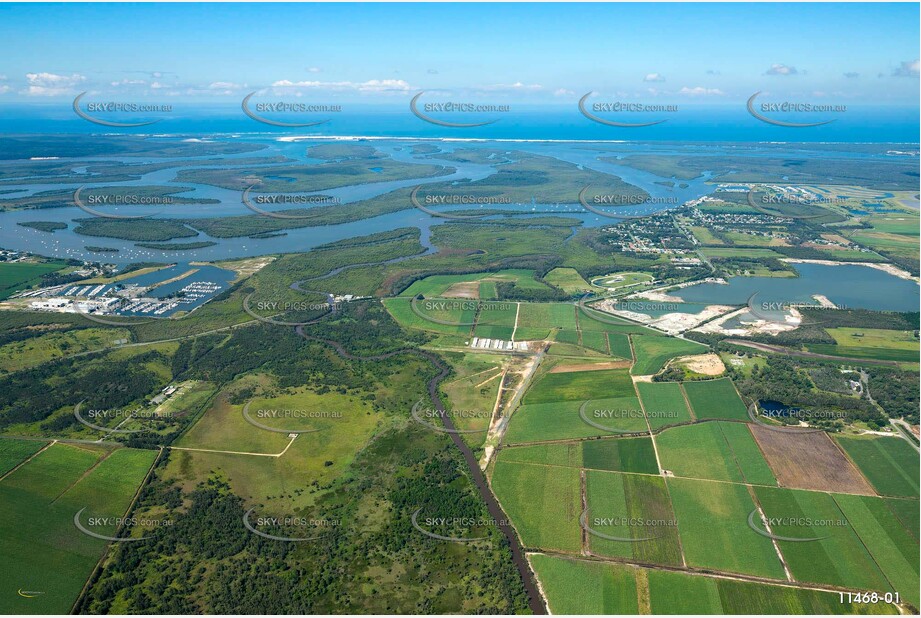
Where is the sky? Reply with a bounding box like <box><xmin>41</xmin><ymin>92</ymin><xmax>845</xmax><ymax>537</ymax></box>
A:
<box><xmin>0</xmin><ymin>3</ymin><xmax>918</xmax><ymax>106</ymax></box>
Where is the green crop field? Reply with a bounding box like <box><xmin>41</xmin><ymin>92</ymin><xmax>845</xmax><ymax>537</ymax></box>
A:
<box><xmin>0</xmin><ymin>444</ymin><xmax>156</xmax><ymax>614</ymax></box>
<box><xmin>580</xmin><ymin>329</ymin><xmax>609</xmax><ymax>354</ymax></box>
<box><xmin>514</xmin><ymin>302</ymin><xmax>577</xmax><ymax>340</ymax></box>
<box><xmin>834</xmin><ymin>493</ymin><xmax>920</xmax><ymax>607</ymax></box>
<box><xmin>491</xmin><ymin>460</ymin><xmax>581</xmax><ymax>552</ymax></box>
<box><xmin>544</xmin><ymin>268</ymin><xmax>594</xmax><ymax>294</ymax></box>
<box><xmin>657</xmin><ymin>422</ymin><xmax>774</xmax><ymax>485</ymax></box>
<box><xmin>505</xmin><ymin>396</ymin><xmax>645</xmax><ymax>444</ymax></box>
<box><xmin>498</xmin><ymin>437</ymin><xmax>657</xmax><ymax>474</ymax></box>
<box><xmin>700</xmin><ymin>247</ymin><xmax>785</xmax><ymax>259</ymax></box>
<box><xmin>682</xmin><ymin>378</ymin><xmax>749</xmax><ymax>420</ymax></box>
<box><xmin>647</xmin><ymin>570</ymin><xmax>896</xmax><ymax>614</ymax></box>
<box><xmin>717</xmin><ymin>421</ymin><xmax>777</xmax><ymax>486</ymax></box>
<box><xmin>631</xmin><ymin>336</ymin><xmax>707</xmax><ymax>376</ymax></box>
<box><xmin>836</xmin><ymin>435</ymin><xmax>919</xmax><ymax>497</ymax></box>
<box><xmin>578</xmin><ymin>306</ymin><xmax>655</xmax><ymax>335</ymax></box>
<box><xmin>586</xmin><ymin>470</ymin><xmax>682</xmax><ymax>565</ymax></box>
<box><xmin>636</xmin><ymin>382</ymin><xmax>693</xmax><ymax>429</ymax></box>
<box><xmin>884</xmin><ymin>497</ymin><xmax>919</xmax><ymax>542</ymax></box>
<box><xmin>667</xmin><ymin>477</ymin><xmax>785</xmax><ymax>579</ymax></box>
<box><xmin>472</xmin><ymin>301</ymin><xmax>518</xmax><ymax>341</ymax></box>
<box><xmin>383</xmin><ymin>297</ymin><xmax>474</xmax><ymax>335</ymax></box>
<box><xmin>529</xmin><ymin>554</ymin><xmax>639</xmax><ymax>615</ymax></box>
<box><xmin>522</xmin><ymin>368</ymin><xmax>634</xmax><ymax>404</ymax></box>
<box><xmin>0</xmin><ymin>438</ymin><xmax>47</xmax><ymax>476</ymax></box>
<box><xmin>499</xmin><ymin>442</ymin><xmax>584</xmax><ymax>468</ymax></box>
<box><xmin>0</xmin><ymin>261</ymin><xmax>66</xmax><ymax>300</ymax></box>
<box><xmin>582</xmin><ymin>437</ymin><xmax>659</xmax><ymax>474</ymax></box>
<box><xmin>753</xmin><ymin>486</ymin><xmax>890</xmax><ymax>593</ymax></box>
<box><xmin>607</xmin><ymin>333</ymin><xmax>633</xmax><ymax>360</ymax></box>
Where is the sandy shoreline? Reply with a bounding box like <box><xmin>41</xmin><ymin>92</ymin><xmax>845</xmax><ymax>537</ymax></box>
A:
<box><xmin>781</xmin><ymin>258</ymin><xmax>919</xmax><ymax>283</ymax></box>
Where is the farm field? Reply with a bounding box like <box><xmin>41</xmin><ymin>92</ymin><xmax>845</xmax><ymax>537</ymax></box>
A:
<box><xmin>0</xmin><ymin>261</ymin><xmax>66</xmax><ymax>300</ymax></box>
<box><xmin>585</xmin><ymin>470</ymin><xmax>682</xmax><ymax>565</ymax></box>
<box><xmin>835</xmin><ymin>435</ymin><xmax>919</xmax><ymax>497</ymax></box>
<box><xmin>682</xmin><ymin>378</ymin><xmax>749</xmax><ymax>421</ymax></box>
<box><xmin>753</xmin><ymin>486</ymin><xmax>891</xmax><ymax>593</ymax></box>
<box><xmin>529</xmin><ymin>554</ymin><xmax>639</xmax><ymax>614</ymax></box>
<box><xmin>472</xmin><ymin>301</ymin><xmax>518</xmax><ymax>341</ymax></box>
<box><xmin>491</xmin><ymin>460</ymin><xmax>581</xmax><ymax>552</ymax></box>
<box><xmin>514</xmin><ymin>302</ymin><xmax>577</xmax><ymax>341</ymax></box>
<box><xmin>667</xmin><ymin>477</ymin><xmax>785</xmax><ymax>579</ymax></box>
<box><xmin>544</xmin><ymin>267</ymin><xmax>594</xmax><ymax>294</ymax></box>
<box><xmin>751</xmin><ymin>425</ymin><xmax>875</xmax><ymax>495</ymax></box>
<box><xmin>0</xmin><ymin>326</ymin><xmax>133</xmax><ymax>373</ymax></box>
<box><xmin>521</xmin><ymin>367</ymin><xmax>634</xmax><ymax>404</ymax></box>
<box><xmin>636</xmin><ymin>381</ymin><xmax>693</xmax><ymax>429</ymax></box>
<box><xmin>0</xmin><ymin>443</ymin><xmax>156</xmax><ymax>614</ymax></box>
<box><xmin>834</xmin><ymin>493</ymin><xmax>920</xmax><ymax>607</ymax></box>
<box><xmin>499</xmin><ymin>437</ymin><xmax>658</xmax><ymax>474</ymax></box>
<box><xmin>647</xmin><ymin>570</ymin><xmax>898</xmax><ymax>615</ymax></box>
<box><xmin>504</xmin><ymin>396</ymin><xmax>646</xmax><ymax>444</ymax></box>
<box><xmin>0</xmin><ymin>437</ymin><xmax>47</xmax><ymax>476</ymax></box>
<box><xmin>657</xmin><ymin>421</ymin><xmax>776</xmax><ymax>485</ymax></box>
<box><xmin>631</xmin><ymin>335</ymin><xmax>707</xmax><ymax>375</ymax></box>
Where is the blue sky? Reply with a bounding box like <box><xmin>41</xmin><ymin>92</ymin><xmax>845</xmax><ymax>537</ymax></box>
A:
<box><xmin>0</xmin><ymin>3</ymin><xmax>918</xmax><ymax>105</ymax></box>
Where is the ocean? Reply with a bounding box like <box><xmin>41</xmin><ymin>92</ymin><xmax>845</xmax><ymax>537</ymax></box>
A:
<box><xmin>0</xmin><ymin>104</ymin><xmax>918</xmax><ymax>144</ymax></box>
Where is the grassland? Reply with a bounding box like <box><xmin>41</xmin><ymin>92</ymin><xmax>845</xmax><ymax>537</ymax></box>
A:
<box><xmin>806</xmin><ymin>327</ymin><xmax>921</xmax><ymax>363</ymax></box>
<box><xmin>169</xmin><ymin>379</ymin><xmax>381</xmax><ymax>511</ymax></box>
<box><xmin>529</xmin><ymin>554</ymin><xmax>639</xmax><ymax>614</ymax></box>
<box><xmin>491</xmin><ymin>460</ymin><xmax>581</xmax><ymax>552</ymax></box>
<box><xmin>636</xmin><ymin>382</ymin><xmax>693</xmax><ymax>429</ymax></box>
<box><xmin>682</xmin><ymin>378</ymin><xmax>749</xmax><ymax>421</ymax></box>
<box><xmin>835</xmin><ymin>435</ymin><xmax>920</xmax><ymax>497</ymax></box>
<box><xmin>667</xmin><ymin>477</ymin><xmax>785</xmax><ymax>578</ymax></box>
<box><xmin>0</xmin><ymin>443</ymin><xmax>156</xmax><ymax>614</ymax></box>
<box><xmin>0</xmin><ymin>327</ymin><xmax>132</xmax><ymax>373</ymax></box>
<box><xmin>631</xmin><ymin>336</ymin><xmax>707</xmax><ymax>376</ymax></box>
<box><xmin>514</xmin><ymin>302</ymin><xmax>577</xmax><ymax>341</ymax></box>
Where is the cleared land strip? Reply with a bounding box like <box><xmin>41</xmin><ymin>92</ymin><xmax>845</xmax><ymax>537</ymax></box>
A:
<box><xmin>725</xmin><ymin>339</ymin><xmax>901</xmax><ymax>366</ymax></box>
<box><xmin>0</xmin><ymin>438</ymin><xmax>56</xmax><ymax>482</ymax></box>
<box><xmin>169</xmin><ymin>434</ymin><xmax>297</xmax><ymax>458</ymax></box>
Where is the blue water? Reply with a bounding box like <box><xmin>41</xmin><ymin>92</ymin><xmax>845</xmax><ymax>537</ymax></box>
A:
<box><xmin>674</xmin><ymin>263</ymin><xmax>919</xmax><ymax>313</ymax></box>
<box><xmin>0</xmin><ymin>104</ymin><xmax>918</xmax><ymax>143</ymax></box>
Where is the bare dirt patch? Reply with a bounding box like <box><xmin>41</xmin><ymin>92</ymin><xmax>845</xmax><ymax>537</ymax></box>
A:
<box><xmin>549</xmin><ymin>360</ymin><xmax>631</xmax><ymax>373</ymax></box>
<box><xmin>750</xmin><ymin>425</ymin><xmax>876</xmax><ymax>495</ymax></box>
<box><xmin>442</xmin><ymin>281</ymin><xmax>480</xmax><ymax>299</ymax></box>
<box><xmin>669</xmin><ymin>353</ymin><xmax>725</xmax><ymax>376</ymax></box>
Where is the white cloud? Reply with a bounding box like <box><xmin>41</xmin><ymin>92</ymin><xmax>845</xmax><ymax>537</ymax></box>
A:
<box><xmin>554</xmin><ymin>88</ymin><xmax>575</xmax><ymax>97</ymax></box>
<box><xmin>893</xmin><ymin>59</ymin><xmax>920</xmax><ymax>77</ymax></box>
<box><xmin>843</xmin><ymin>72</ymin><xmax>860</xmax><ymax>79</ymax></box>
<box><xmin>706</xmin><ymin>69</ymin><xmax>721</xmax><ymax>76</ymax></box>
<box><xmin>678</xmin><ymin>86</ymin><xmax>725</xmax><ymax>96</ymax></box>
<box><xmin>271</xmin><ymin>78</ymin><xmax>413</xmax><ymax>93</ymax></box>
<box><xmin>0</xmin><ymin>85</ymin><xmax>10</xmax><ymax>94</ymax></box>
<box><xmin>643</xmin><ymin>73</ymin><xmax>666</xmax><ymax>82</ymax></box>
<box><xmin>477</xmin><ymin>81</ymin><xmax>543</xmax><ymax>92</ymax></box>
<box><xmin>764</xmin><ymin>64</ymin><xmax>798</xmax><ymax>76</ymax></box>
<box><xmin>23</xmin><ymin>72</ymin><xmax>86</xmax><ymax>96</ymax></box>
<box><xmin>111</xmin><ymin>79</ymin><xmax>147</xmax><ymax>87</ymax></box>
<box><xmin>307</xmin><ymin>67</ymin><xmax>322</xmax><ymax>73</ymax></box>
